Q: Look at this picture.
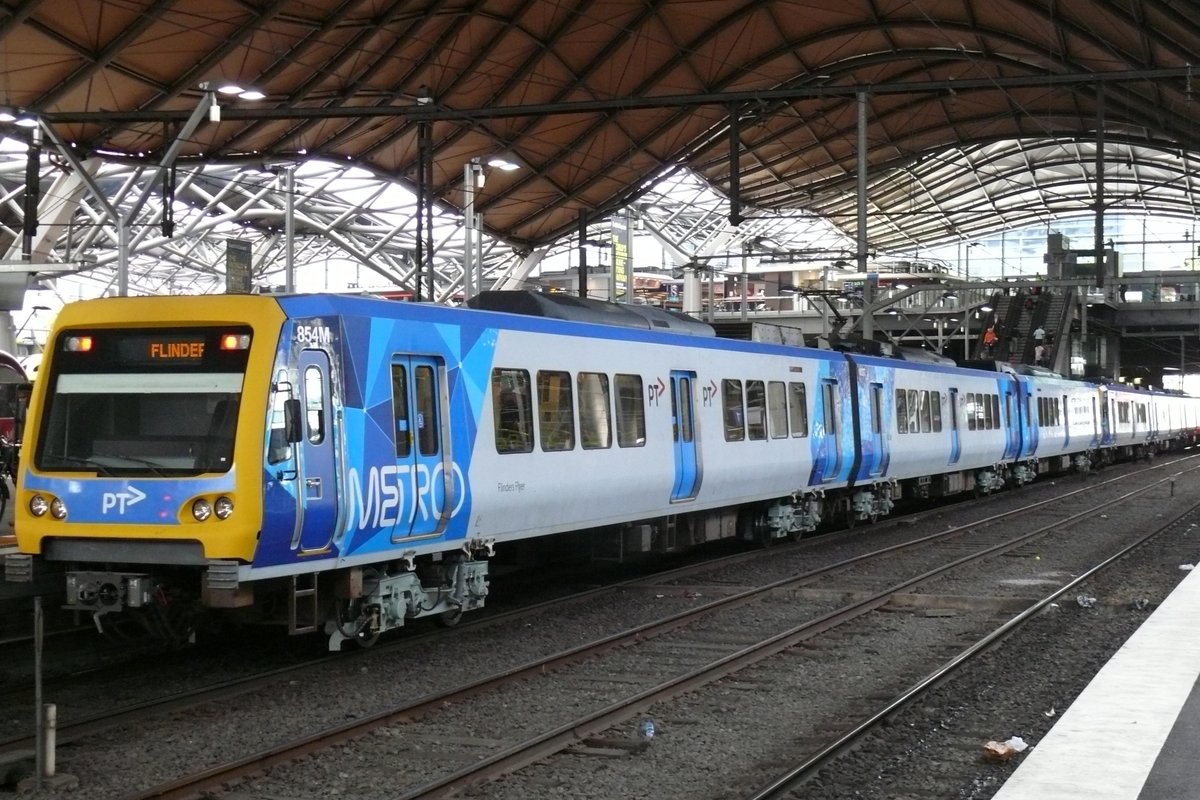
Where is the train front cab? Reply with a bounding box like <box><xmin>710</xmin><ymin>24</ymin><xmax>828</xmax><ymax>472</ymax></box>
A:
<box><xmin>5</xmin><ymin>296</ymin><xmax>283</xmax><ymax>638</ymax></box>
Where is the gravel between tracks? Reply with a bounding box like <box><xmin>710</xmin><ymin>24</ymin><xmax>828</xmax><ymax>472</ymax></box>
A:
<box><xmin>5</xmin><ymin>459</ymin><xmax>1199</xmax><ymax>799</ymax></box>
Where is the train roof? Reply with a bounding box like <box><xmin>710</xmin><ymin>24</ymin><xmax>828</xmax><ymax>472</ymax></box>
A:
<box><xmin>467</xmin><ymin>290</ymin><xmax>715</xmax><ymax>337</ymax></box>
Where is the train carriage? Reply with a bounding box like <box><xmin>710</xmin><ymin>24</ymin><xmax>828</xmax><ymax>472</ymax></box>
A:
<box><xmin>1017</xmin><ymin>372</ymin><xmax>1101</xmax><ymax>474</ymax></box>
<box><xmin>850</xmin><ymin>355</ymin><xmax>1021</xmax><ymax>500</ymax></box>
<box><xmin>1100</xmin><ymin>382</ymin><xmax>1156</xmax><ymax>454</ymax></box>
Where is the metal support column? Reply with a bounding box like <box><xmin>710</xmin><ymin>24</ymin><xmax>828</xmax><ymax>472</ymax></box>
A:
<box><xmin>857</xmin><ymin>91</ymin><xmax>872</xmax><ymax>341</ymax></box>
<box><xmin>283</xmin><ymin>165</ymin><xmax>295</xmax><ymax>293</ymax></box>
<box><xmin>415</xmin><ymin>120</ymin><xmax>428</xmax><ymax>302</ymax></box>
<box><xmin>463</xmin><ymin>159</ymin><xmax>480</xmax><ymax>300</ymax></box>
<box><xmin>21</xmin><ymin>125</ymin><xmax>40</xmax><ymax>261</ymax></box>
<box><xmin>1094</xmin><ymin>89</ymin><xmax>1106</xmax><ymax>287</ymax></box>
<box><xmin>577</xmin><ymin>210</ymin><xmax>588</xmax><ymax>298</ymax></box>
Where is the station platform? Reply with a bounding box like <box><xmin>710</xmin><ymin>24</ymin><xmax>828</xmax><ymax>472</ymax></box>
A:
<box><xmin>992</xmin><ymin>563</ymin><xmax>1200</xmax><ymax>800</ymax></box>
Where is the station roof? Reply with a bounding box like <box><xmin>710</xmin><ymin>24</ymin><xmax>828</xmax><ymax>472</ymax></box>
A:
<box><xmin>1</xmin><ymin>1</ymin><xmax>1198</xmax><ymax>256</ymax></box>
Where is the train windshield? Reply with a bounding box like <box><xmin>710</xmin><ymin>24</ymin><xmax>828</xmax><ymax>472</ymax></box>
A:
<box><xmin>34</xmin><ymin>326</ymin><xmax>251</xmax><ymax>476</ymax></box>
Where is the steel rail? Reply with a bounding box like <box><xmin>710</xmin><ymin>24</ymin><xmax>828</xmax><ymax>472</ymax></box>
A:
<box><xmin>9</xmin><ymin>454</ymin><xmax>1185</xmax><ymax>755</ymax></box>
<box><xmin>118</xmin><ymin>462</ymin><xmax>1199</xmax><ymax>800</ymax></box>
<box><xmin>743</xmin><ymin>497</ymin><xmax>1200</xmax><ymax>800</ymax></box>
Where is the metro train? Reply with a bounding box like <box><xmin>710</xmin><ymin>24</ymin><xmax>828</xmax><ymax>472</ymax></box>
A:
<box><xmin>3</xmin><ymin>290</ymin><xmax>1197</xmax><ymax>648</ymax></box>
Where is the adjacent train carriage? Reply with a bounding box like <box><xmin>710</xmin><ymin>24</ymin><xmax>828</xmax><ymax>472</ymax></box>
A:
<box><xmin>0</xmin><ymin>349</ymin><xmax>29</xmax><ymax>442</ymax></box>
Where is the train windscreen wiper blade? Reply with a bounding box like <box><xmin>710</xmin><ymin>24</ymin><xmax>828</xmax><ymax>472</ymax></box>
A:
<box><xmin>110</xmin><ymin>454</ymin><xmax>167</xmax><ymax>477</ymax></box>
<box><xmin>51</xmin><ymin>455</ymin><xmax>116</xmax><ymax>476</ymax></box>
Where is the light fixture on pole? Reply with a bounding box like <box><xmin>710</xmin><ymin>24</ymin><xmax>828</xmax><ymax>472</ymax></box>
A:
<box><xmin>486</xmin><ymin>154</ymin><xmax>521</xmax><ymax>171</ymax></box>
<box><xmin>964</xmin><ymin>242</ymin><xmax>980</xmax><ymax>357</ymax></box>
<box><xmin>463</xmin><ymin>157</ymin><xmax>485</xmax><ymax>299</ymax></box>
<box><xmin>208</xmin><ymin>82</ymin><xmax>265</xmax><ymax>122</ymax></box>
<box><xmin>462</xmin><ymin>154</ymin><xmax>521</xmax><ymax>300</ymax></box>
<box><xmin>0</xmin><ymin>107</ymin><xmax>38</xmax><ymax>127</ymax></box>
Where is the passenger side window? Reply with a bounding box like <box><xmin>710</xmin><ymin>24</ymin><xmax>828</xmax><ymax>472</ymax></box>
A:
<box><xmin>918</xmin><ymin>390</ymin><xmax>932</xmax><ymax>433</ymax></box>
<box><xmin>895</xmin><ymin>388</ymin><xmax>908</xmax><ymax>434</ymax></box>
<box><xmin>537</xmin><ymin>370</ymin><xmax>575</xmax><ymax>452</ymax></box>
<box><xmin>578</xmin><ymin>372</ymin><xmax>611</xmax><ymax>449</ymax></box>
<box><xmin>746</xmin><ymin>380</ymin><xmax>766</xmax><ymax>440</ymax></box>
<box><xmin>614</xmin><ymin>374</ymin><xmax>646</xmax><ymax>447</ymax></box>
<box><xmin>789</xmin><ymin>382</ymin><xmax>809</xmax><ymax>438</ymax></box>
<box><xmin>768</xmin><ymin>381</ymin><xmax>788</xmax><ymax>439</ymax></box>
<box><xmin>723</xmin><ymin>379</ymin><xmax>745</xmax><ymax>441</ymax></box>
<box><xmin>267</xmin><ymin>370</ymin><xmax>293</xmax><ymax>465</ymax></box>
<box><xmin>414</xmin><ymin>365</ymin><xmax>439</xmax><ymax>456</ymax></box>
<box><xmin>391</xmin><ymin>364</ymin><xmax>410</xmax><ymax>457</ymax></box>
<box><xmin>822</xmin><ymin>380</ymin><xmax>838</xmax><ymax>437</ymax></box>
<box><xmin>303</xmin><ymin>365</ymin><xmax>325</xmax><ymax>445</ymax></box>
<box><xmin>870</xmin><ymin>384</ymin><xmax>883</xmax><ymax>434</ymax></box>
<box><xmin>492</xmin><ymin>368</ymin><xmax>534</xmax><ymax>454</ymax></box>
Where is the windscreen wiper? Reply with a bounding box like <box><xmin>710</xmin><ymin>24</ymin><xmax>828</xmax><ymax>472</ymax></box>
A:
<box><xmin>48</xmin><ymin>455</ymin><xmax>116</xmax><ymax>477</ymax></box>
<box><xmin>111</xmin><ymin>454</ymin><xmax>167</xmax><ymax>477</ymax></box>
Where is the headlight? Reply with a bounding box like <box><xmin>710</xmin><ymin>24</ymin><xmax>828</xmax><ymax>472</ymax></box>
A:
<box><xmin>192</xmin><ymin>498</ymin><xmax>212</xmax><ymax>521</ymax></box>
<box><xmin>50</xmin><ymin>498</ymin><xmax>67</xmax><ymax>520</ymax></box>
<box><xmin>29</xmin><ymin>494</ymin><xmax>48</xmax><ymax>517</ymax></box>
<box><xmin>214</xmin><ymin>496</ymin><xmax>234</xmax><ymax>520</ymax></box>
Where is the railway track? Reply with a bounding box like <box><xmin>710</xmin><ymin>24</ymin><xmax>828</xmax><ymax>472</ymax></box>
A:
<box><xmin>41</xmin><ymin>456</ymin><xmax>1187</xmax><ymax>800</ymax></box>
<box><xmin>745</xmin><ymin>500</ymin><xmax>1200</xmax><ymax>800</ymax></box>
<box><xmin>0</xmin><ymin>454</ymin><xmax>1189</xmax><ymax>756</ymax></box>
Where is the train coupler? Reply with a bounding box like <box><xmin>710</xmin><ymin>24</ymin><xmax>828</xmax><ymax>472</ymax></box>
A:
<box><xmin>64</xmin><ymin>570</ymin><xmax>154</xmax><ymax>613</ymax></box>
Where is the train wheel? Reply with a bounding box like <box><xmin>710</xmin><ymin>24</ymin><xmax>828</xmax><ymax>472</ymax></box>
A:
<box><xmin>354</xmin><ymin>629</ymin><xmax>380</xmax><ymax>648</ymax></box>
<box><xmin>753</xmin><ymin>510</ymin><xmax>773</xmax><ymax>548</ymax></box>
<box><xmin>435</xmin><ymin>606</ymin><xmax>464</xmax><ymax>628</ymax></box>
<box><xmin>843</xmin><ymin>504</ymin><xmax>857</xmax><ymax>529</ymax></box>
<box><xmin>738</xmin><ymin>506</ymin><xmax>773</xmax><ymax>547</ymax></box>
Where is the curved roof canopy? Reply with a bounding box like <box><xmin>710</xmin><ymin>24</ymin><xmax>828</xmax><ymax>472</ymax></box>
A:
<box><xmin>1</xmin><ymin>0</ymin><xmax>1198</xmax><ymax>261</ymax></box>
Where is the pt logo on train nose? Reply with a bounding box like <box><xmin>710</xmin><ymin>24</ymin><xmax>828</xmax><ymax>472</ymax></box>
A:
<box><xmin>101</xmin><ymin>485</ymin><xmax>146</xmax><ymax>514</ymax></box>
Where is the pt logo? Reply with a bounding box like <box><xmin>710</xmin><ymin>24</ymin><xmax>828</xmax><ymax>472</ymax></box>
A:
<box><xmin>649</xmin><ymin>377</ymin><xmax>667</xmax><ymax>406</ymax></box>
<box><xmin>102</xmin><ymin>485</ymin><xmax>146</xmax><ymax>514</ymax></box>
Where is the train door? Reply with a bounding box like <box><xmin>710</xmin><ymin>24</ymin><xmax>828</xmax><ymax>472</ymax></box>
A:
<box><xmin>948</xmin><ymin>388</ymin><xmax>961</xmax><ymax>465</ymax></box>
<box><xmin>864</xmin><ymin>381</ymin><xmax>886</xmax><ymax>477</ymax></box>
<box><xmin>392</xmin><ymin>356</ymin><xmax>451</xmax><ymax>537</ymax></box>
<box><xmin>297</xmin><ymin>349</ymin><xmax>338</xmax><ymax>554</ymax></box>
<box><xmin>1101</xmin><ymin>390</ymin><xmax>1115</xmax><ymax>446</ymax></box>
<box><xmin>814</xmin><ymin>378</ymin><xmax>842</xmax><ymax>483</ymax></box>
<box><xmin>1002</xmin><ymin>386</ymin><xmax>1020</xmax><ymax>459</ymax></box>
<box><xmin>1062</xmin><ymin>393</ymin><xmax>1070</xmax><ymax>448</ymax></box>
<box><xmin>1017</xmin><ymin>381</ymin><xmax>1037</xmax><ymax>457</ymax></box>
<box><xmin>669</xmin><ymin>370</ymin><xmax>701</xmax><ymax>502</ymax></box>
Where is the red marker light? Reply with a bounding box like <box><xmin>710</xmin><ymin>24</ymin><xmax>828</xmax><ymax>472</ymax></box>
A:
<box><xmin>220</xmin><ymin>334</ymin><xmax>251</xmax><ymax>351</ymax></box>
<box><xmin>65</xmin><ymin>335</ymin><xmax>94</xmax><ymax>352</ymax></box>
